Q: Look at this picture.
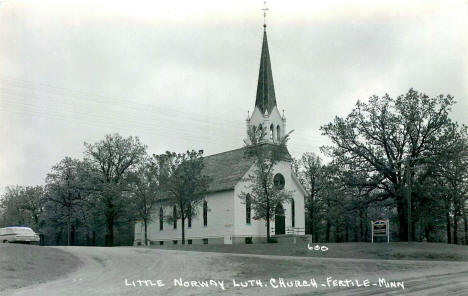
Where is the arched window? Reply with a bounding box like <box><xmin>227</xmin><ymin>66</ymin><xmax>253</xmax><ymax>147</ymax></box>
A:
<box><xmin>187</xmin><ymin>203</ymin><xmax>192</xmax><ymax>228</ymax></box>
<box><xmin>173</xmin><ymin>205</ymin><xmax>177</xmax><ymax>229</ymax></box>
<box><xmin>159</xmin><ymin>207</ymin><xmax>163</xmax><ymax>230</ymax></box>
<box><xmin>273</xmin><ymin>173</ymin><xmax>285</xmax><ymax>189</ymax></box>
<box><xmin>277</xmin><ymin>125</ymin><xmax>281</xmax><ymax>141</ymax></box>
<box><xmin>291</xmin><ymin>199</ymin><xmax>295</xmax><ymax>228</ymax></box>
<box><xmin>246</xmin><ymin>194</ymin><xmax>251</xmax><ymax>224</ymax></box>
<box><xmin>258</xmin><ymin>124</ymin><xmax>263</xmax><ymax>133</ymax></box>
<box><xmin>203</xmin><ymin>200</ymin><xmax>208</xmax><ymax>226</ymax></box>
<box><xmin>270</xmin><ymin>124</ymin><xmax>274</xmax><ymax>139</ymax></box>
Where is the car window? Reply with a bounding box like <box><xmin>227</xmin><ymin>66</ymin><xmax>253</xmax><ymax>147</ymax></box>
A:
<box><xmin>9</xmin><ymin>228</ymin><xmax>35</xmax><ymax>235</ymax></box>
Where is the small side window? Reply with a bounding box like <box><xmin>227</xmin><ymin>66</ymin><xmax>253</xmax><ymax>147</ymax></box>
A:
<box><xmin>273</xmin><ymin>173</ymin><xmax>285</xmax><ymax>189</ymax></box>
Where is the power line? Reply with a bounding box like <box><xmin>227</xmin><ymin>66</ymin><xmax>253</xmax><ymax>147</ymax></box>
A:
<box><xmin>0</xmin><ymin>74</ymin><xmax>325</xmax><ymax>156</ymax></box>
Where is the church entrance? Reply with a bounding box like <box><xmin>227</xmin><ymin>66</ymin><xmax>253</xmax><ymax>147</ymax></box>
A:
<box><xmin>275</xmin><ymin>202</ymin><xmax>285</xmax><ymax>235</ymax></box>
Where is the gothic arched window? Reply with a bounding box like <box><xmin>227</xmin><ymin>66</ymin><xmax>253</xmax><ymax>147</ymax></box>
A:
<box><xmin>173</xmin><ymin>205</ymin><xmax>177</xmax><ymax>229</ymax></box>
<box><xmin>277</xmin><ymin>125</ymin><xmax>281</xmax><ymax>141</ymax></box>
<box><xmin>274</xmin><ymin>173</ymin><xmax>285</xmax><ymax>190</ymax></box>
<box><xmin>270</xmin><ymin>124</ymin><xmax>274</xmax><ymax>139</ymax></box>
<box><xmin>203</xmin><ymin>200</ymin><xmax>208</xmax><ymax>226</ymax></box>
<box><xmin>159</xmin><ymin>207</ymin><xmax>163</xmax><ymax>231</ymax></box>
<box><xmin>291</xmin><ymin>198</ymin><xmax>295</xmax><ymax>228</ymax></box>
<box><xmin>246</xmin><ymin>194</ymin><xmax>251</xmax><ymax>224</ymax></box>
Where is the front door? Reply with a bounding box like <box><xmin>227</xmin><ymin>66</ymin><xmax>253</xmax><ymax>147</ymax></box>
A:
<box><xmin>275</xmin><ymin>203</ymin><xmax>285</xmax><ymax>235</ymax></box>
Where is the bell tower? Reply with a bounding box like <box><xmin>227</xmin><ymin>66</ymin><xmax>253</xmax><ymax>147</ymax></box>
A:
<box><xmin>245</xmin><ymin>22</ymin><xmax>286</xmax><ymax>144</ymax></box>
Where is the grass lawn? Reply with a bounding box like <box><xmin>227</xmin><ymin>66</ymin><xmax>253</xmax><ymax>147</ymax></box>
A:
<box><xmin>0</xmin><ymin>244</ymin><xmax>81</xmax><ymax>292</ymax></box>
<box><xmin>148</xmin><ymin>241</ymin><xmax>468</xmax><ymax>261</ymax></box>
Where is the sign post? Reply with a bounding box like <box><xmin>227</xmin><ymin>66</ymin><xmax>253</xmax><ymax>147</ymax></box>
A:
<box><xmin>371</xmin><ymin>219</ymin><xmax>389</xmax><ymax>243</ymax></box>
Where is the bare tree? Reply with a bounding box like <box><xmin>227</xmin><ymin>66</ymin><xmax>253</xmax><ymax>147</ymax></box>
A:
<box><xmin>239</xmin><ymin>127</ymin><xmax>293</xmax><ymax>242</ymax></box>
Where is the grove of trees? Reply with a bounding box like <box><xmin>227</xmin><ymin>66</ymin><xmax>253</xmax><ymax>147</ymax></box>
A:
<box><xmin>1</xmin><ymin>89</ymin><xmax>467</xmax><ymax>245</ymax></box>
<box><xmin>297</xmin><ymin>89</ymin><xmax>468</xmax><ymax>243</ymax></box>
<box><xmin>0</xmin><ymin>134</ymin><xmax>210</xmax><ymax>246</ymax></box>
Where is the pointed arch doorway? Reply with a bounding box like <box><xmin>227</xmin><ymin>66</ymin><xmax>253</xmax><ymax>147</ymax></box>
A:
<box><xmin>275</xmin><ymin>202</ymin><xmax>285</xmax><ymax>235</ymax></box>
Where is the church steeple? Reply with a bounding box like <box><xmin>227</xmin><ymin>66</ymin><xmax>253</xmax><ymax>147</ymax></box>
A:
<box><xmin>245</xmin><ymin>22</ymin><xmax>287</xmax><ymax>145</ymax></box>
<box><xmin>255</xmin><ymin>29</ymin><xmax>276</xmax><ymax>115</ymax></box>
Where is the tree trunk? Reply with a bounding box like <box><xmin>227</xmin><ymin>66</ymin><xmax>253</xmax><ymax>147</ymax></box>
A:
<box><xmin>325</xmin><ymin>219</ymin><xmax>330</xmax><ymax>243</ymax></box>
<box><xmin>396</xmin><ymin>197</ymin><xmax>408</xmax><ymax>241</ymax></box>
<box><xmin>424</xmin><ymin>225</ymin><xmax>430</xmax><ymax>242</ymax></box>
<box><xmin>86</xmin><ymin>231</ymin><xmax>90</xmax><ymax>246</ymax></box>
<box><xmin>92</xmin><ymin>230</ymin><xmax>96</xmax><ymax>246</ymax></box>
<box><xmin>67</xmin><ymin>210</ymin><xmax>71</xmax><ymax>246</ymax></box>
<box><xmin>334</xmin><ymin>224</ymin><xmax>340</xmax><ymax>243</ymax></box>
<box><xmin>70</xmin><ymin>225</ymin><xmax>75</xmax><ymax>246</ymax></box>
<box><xmin>364</xmin><ymin>209</ymin><xmax>369</xmax><ymax>242</ymax></box>
<box><xmin>453</xmin><ymin>214</ymin><xmax>458</xmax><ymax>245</ymax></box>
<box><xmin>446</xmin><ymin>211</ymin><xmax>452</xmax><ymax>244</ymax></box>
<box><xmin>345</xmin><ymin>223</ymin><xmax>349</xmax><ymax>242</ymax></box>
<box><xmin>309</xmin><ymin>206</ymin><xmax>314</xmax><ymax>239</ymax></box>
<box><xmin>106</xmin><ymin>214</ymin><xmax>114</xmax><ymax>247</ymax></box>
<box><xmin>181</xmin><ymin>214</ymin><xmax>185</xmax><ymax>245</ymax></box>
<box><xmin>464</xmin><ymin>209</ymin><xmax>468</xmax><ymax>245</ymax></box>
<box><xmin>464</xmin><ymin>214</ymin><xmax>468</xmax><ymax>246</ymax></box>
<box><xmin>55</xmin><ymin>231</ymin><xmax>61</xmax><ymax>245</ymax></box>
<box><xmin>144</xmin><ymin>218</ymin><xmax>148</xmax><ymax>246</ymax></box>
<box><xmin>266</xmin><ymin>208</ymin><xmax>271</xmax><ymax>242</ymax></box>
<box><xmin>359</xmin><ymin>208</ymin><xmax>363</xmax><ymax>242</ymax></box>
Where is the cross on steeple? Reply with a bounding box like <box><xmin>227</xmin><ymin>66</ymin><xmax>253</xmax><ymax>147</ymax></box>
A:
<box><xmin>262</xmin><ymin>1</ymin><xmax>269</xmax><ymax>29</ymax></box>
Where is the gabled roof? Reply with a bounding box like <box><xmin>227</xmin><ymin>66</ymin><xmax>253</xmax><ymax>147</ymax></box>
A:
<box><xmin>202</xmin><ymin>144</ymin><xmax>293</xmax><ymax>194</ymax></box>
<box><xmin>202</xmin><ymin>147</ymin><xmax>254</xmax><ymax>193</ymax></box>
<box><xmin>255</xmin><ymin>29</ymin><xmax>277</xmax><ymax>115</ymax></box>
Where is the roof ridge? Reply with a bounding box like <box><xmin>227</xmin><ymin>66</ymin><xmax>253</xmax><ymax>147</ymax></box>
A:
<box><xmin>204</xmin><ymin>147</ymin><xmax>245</xmax><ymax>158</ymax></box>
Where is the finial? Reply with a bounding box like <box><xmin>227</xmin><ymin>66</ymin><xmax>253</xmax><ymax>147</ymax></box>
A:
<box><xmin>262</xmin><ymin>1</ymin><xmax>269</xmax><ymax>30</ymax></box>
<box><xmin>282</xmin><ymin>109</ymin><xmax>285</xmax><ymax>118</ymax></box>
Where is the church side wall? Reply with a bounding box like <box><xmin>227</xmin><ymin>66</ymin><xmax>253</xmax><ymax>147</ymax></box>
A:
<box><xmin>142</xmin><ymin>190</ymin><xmax>234</xmax><ymax>245</ymax></box>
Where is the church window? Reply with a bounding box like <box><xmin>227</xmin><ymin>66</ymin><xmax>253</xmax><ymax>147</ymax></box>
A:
<box><xmin>173</xmin><ymin>206</ymin><xmax>177</xmax><ymax>229</ymax></box>
<box><xmin>273</xmin><ymin>173</ymin><xmax>285</xmax><ymax>190</ymax></box>
<box><xmin>270</xmin><ymin>124</ymin><xmax>274</xmax><ymax>139</ymax></box>
<box><xmin>159</xmin><ymin>207</ymin><xmax>163</xmax><ymax>230</ymax></box>
<box><xmin>187</xmin><ymin>203</ymin><xmax>192</xmax><ymax>228</ymax></box>
<box><xmin>246</xmin><ymin>194</ymin><xmax>251</xmax><ymax>224</ymax></box>
<box><xmin>277</xmin><ymin>125</ymin><xmax>281</xmax><ymax>141</ymax></box>
<box><xmin>258</xmin><ymin>124</ymin><xmax>263</xmax><ymax>133</ymax></box>
<box><xmin>203</xmin><ymin>200</ymin><xmax>208</xmax><ymax>226</ymax></box>
<box><xmin>291</xmin><ymin>198</ymin><xmax>295</xmax><ymax>228</ymax></box>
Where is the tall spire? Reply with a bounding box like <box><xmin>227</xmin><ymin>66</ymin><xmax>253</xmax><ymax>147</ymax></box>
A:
<box><xmin>255</xmin><ymin>28</ymin><xmax>277</xmax><ymax>115</ymax></box>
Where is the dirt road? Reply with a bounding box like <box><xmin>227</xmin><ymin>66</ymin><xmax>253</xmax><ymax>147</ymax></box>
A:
<box><xmin>4</xmin><ymin>246</ymin><xmax>468</xmax><ymax>296</ymax></box>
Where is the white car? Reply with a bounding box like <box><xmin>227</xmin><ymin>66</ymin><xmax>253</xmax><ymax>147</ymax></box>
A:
<box><xmin>0</xmin><ymin>226</ymin><xmax>40</xmax><ymax>244</ymax></box>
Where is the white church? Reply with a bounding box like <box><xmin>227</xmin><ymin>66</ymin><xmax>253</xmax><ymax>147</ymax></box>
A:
<box><xmin>134</xmin><ymin>25</ymin><xmax>307</xmax><ymax>245</ymax></box>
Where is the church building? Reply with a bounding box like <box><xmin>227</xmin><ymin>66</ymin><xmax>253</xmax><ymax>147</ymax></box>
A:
<box><xmin>134</xmin><ymin>25</ymin><xmax>307</xmax><ymax>245</ymax></box>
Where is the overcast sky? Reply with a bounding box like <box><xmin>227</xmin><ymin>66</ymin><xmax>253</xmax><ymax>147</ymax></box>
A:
<box><xmin>1</xmin><ymin>0</ymin><xmax>467</xmax><ymax>192</ymax></box>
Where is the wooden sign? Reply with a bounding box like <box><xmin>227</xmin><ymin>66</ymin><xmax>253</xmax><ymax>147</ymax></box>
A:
<box><xmin>371</xmin><ymin>219</ymin><xmax>389</xmax><ymax>243</ymax></box>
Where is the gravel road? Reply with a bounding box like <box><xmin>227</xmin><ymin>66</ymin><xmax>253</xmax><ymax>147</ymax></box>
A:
<box><xmin>4</xmin><ymin>246</ymin><xmax>468</xmax><ymax>296</ymax></box>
